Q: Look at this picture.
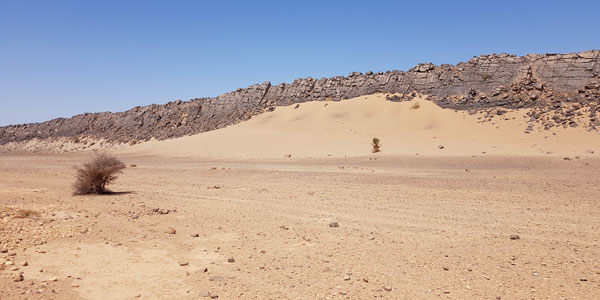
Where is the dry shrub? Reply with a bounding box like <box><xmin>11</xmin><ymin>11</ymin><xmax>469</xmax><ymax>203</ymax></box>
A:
<box><xmin>14</xmin><ymin>209</ymin><xmax>40</xmax><ymax>219</ymax></box>
<box><xmin>73</xmin><ymin>153</ymin><xmax>126</xmax><ymax>195</ymax></box>
<box><xmin>372</xmin><ymin>137</ymin><xmax>381</xmax><ymax>153</ymax></box>
<box><xmin>410</xmin><ymin>102</ymin><xmax>420</xmax><ymax>110</ymax></box>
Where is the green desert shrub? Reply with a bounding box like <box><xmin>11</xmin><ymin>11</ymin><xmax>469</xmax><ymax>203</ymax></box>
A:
<box><xmin>73</xmin><ymin>153</ymin><xmax>126</xmax><ymax>195</ymax></box>
<box><xmin>372</xmin><ymin>138</ymin><xmax>381</xmax><ymax>153</ymax></box>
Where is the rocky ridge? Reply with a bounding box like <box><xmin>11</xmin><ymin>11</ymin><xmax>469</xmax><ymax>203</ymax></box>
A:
<box><xmin>1</xmin><ymin>50</ymin><xmax>599</xmax><ymax>149</ymax></box>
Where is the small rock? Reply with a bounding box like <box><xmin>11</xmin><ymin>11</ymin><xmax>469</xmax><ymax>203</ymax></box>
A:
<box><xmin>167</xmin><ymin>228</ymin><xmax>176</xmax><ymax>234</ymax></box>
<box><xmin>178</xmin><ymin>261</ymin><xmax>189</xmax><ymax>266</ymax></box>
<box><xmin>48</xmin><ymin>277</ymin><xmax>58</xmax><ymax>282</ymax></box>
<box><xmin>328</xmin><ymin>222</ymin><xmax>339</xmax><ymax>228</ymax></box>
<box><xmin>384</xmin><ymin>286</ymin><xmax>392</xmax><ymax>292</ymax></box>
<box><xmin>227</xmin><ymin>257</ymin><xmax>235</xmax><ymax>263</ymax></box>
<box><xmin>343</xmin><ymin>275</ymin><xmax>351</xmax><ymax>281</ymax></box>
<box><xmin>199</xmin><ymin>291</ymin><xmax>211</xmax><ymax>297</ymax></box>
<box><xmin>210</xmin><ymin>295</ymin><xmax>219</xmax><ymax>299</ymax></box>
<box><xmin>13</xmin><ymin>274</ymin><xmax>24</xmax><ymax>282</ymax></box>
<box><xmin>5</xmin><ymin>261</ymin><xmax>14</xmax><ymax>266</ymax></box>
<box><xmin>22</xmin><ymin>261</ymin><xmax>28</xmax><ymax>266</ymax></box>
<box><xmin>443</xmin><ymin>266</ymin><xmax>449</xmax><ymax>271</ymax></box>
<box><xmin>131</xmin><ymin>215</ymin><xmax>139</xmax><ymax>220</ymax></box>
<box><xmin>0</xmin><ymin>249</ymin><xmax>7</xmax><ymax>253</ymax></box>
<box><xmin>580</xmin><ymin>278</ymin><xmax>588</xmax><ymax>282</ymax></box>
<box><xmin>190</xmin><ymin>233</ymin><xmax>199</xmax><ymax>238</ymax></box>
<box><xmin>510</xmin><ymin>234</ymin><xmax>520</xmax><ymax>240</ymax></box>
<box><xmin>209</xmin><ymin>276</ymin><xmax>224</xmax><ymax>281</ymax></box>
<box><xmin>438</xmin><ymin>145</ymin><xmax>445</xmax><ymax>149</ymax></box>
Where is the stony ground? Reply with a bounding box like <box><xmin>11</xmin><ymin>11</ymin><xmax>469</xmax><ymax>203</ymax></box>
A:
<box><xmin>1</xmin><ymin>154</ymin><xmax>599</xmax><ymax>299</ymax></box>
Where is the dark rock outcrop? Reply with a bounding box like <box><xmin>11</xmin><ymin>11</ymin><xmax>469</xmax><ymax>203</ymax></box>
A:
<box><xmin>1</xmin><ymin>50</ymin><xmax>599</xmax><ymax>145</ymax></box>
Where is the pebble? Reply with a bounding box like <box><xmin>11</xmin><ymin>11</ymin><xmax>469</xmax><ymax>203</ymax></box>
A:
<box><xmin>22</xmin><ymin>261</ymin><xmax>28</xmax><ymax>266</ymax></box>
<box><xmin>227</xmin><ymin>257</ymin><xmax>235</xmax><ymax>263</ymax></box>
<box><xmin>167</xmin><ymin>228</ymin><xmax>176</xmax><ymax>234</ymax></box>
<box><xmin>510</xmin><ymin>234</ymin><xmax>520</xmax><ymax>240</ymax></box>
<box><xmin>438</xmin><ymin>145</ymin><xmax>445</xmax><ymax>149</ymax></box>
<box><xmin>0</xmin><ymin>249</ymin><xmax>7</xmax><ymax>253</ymax></box>
<box><xmin>199</xmin><ymin>291</ymin><xmax>211</xmax><ymax>297</ymax></box>
<box><xmin>580</xmin><ymin>278</ymin><xmax>588</xmax><ymax>282</ymax></box>
<box><xmin>178</xmin><ymin>261</ymin><xmax>189</xmax><ymax>266</ymax></box>
<box><xmin>343</xmin><ymin>275</ymin><xmax>351</xmax><ymax>281</ymax></box>
<box><xmin>13</xmin><ymin>274</ymin><xmax>24</xmax><ymax>282</ymax></box>
<box><xmin>384</xmin><ymin>286</ymin><xmax>392</xmax><ymax>292</ymax></box>
<box><xmin>190</xmin><ymin>233</ymin><xmax>200</xmax><ymax>237</ymax></box>
<box><xmin>328</xmin><ymin>222</ymin><xmax>339</xmax><ymax>228</ymax></box>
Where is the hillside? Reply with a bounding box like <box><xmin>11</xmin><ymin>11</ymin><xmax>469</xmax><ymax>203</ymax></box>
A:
<box><xmin>122</xmin><ymin>94</ymin><xmax>599</xmax><ymax>159</ymax></box>
<box><xmin>1</xmin><ymin>50</ymin><xmax>599</xmax><ymax>151</ymax></box>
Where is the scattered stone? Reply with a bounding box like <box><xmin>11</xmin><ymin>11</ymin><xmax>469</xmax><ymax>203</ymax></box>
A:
<box><xmin>343</xmin><ymin>275</ymin><xmax>351</xmax><ymax>281</ymax></box>
<box><xmin>13</xmin><ymin>274</ymin><xmax>24</xmax><ymax>282</ymax></box>
<box><xmin>438</xmin><ymin>145</ymin><xmax>445</xmax><ymax>149</ymax></box>
<box><xmin>227</xmin><ymin>257</ymin><xmax>235</xmax><ymax>263</ymax></box>
<box><xmin>190</xmin><ymin>233</ymin><xmax>200</xmax><ymax>238</ymax></box>
<box><xmin>210</xmin><ymin>295</ymin><xmax>219</xmax><ymax>299</ymax></box>
<box><xmin>0</xmin><ymin>249</ymin><xmax>7</xmax><ymax>253</ymax></box>
<box><xmin>384</xmin><ymin>286</ymin><xmax>392</xmax><ymax>292</ymax></box>
<box><xmin>580</xmin><ymin>278</ymin><xmax>588</xmax><ymax>282</ymax></box>
<box><xmin>178</xmin><ymin>261</ymin><xmax>189</xmax><ymax>266</ymax></box>
<box><xmin>167</xmin><ymin>228</ymin><xmax>176</xmax><ymax>234</ymax></box>
<box><xmin>328</xmin><ymin>222</ymin><xmax>339</xmax><ymax>228</ymax></box>
<box><xmin>199</xmin><ymin>291</ymin><xmax>211</xmax><ymax>297</ymax></box>
<box><xmin>443</xmin><ymin>266</ymin><xmax>449</xmax><ymax>271</ymax></box>
<box><xmin>510</xmin><ymin>234</ymin><xmax>520</xmax><ymax>240</ymax></box>
<box><xmin>209</xmin><ymin>276</ymin><xmax>224</xmax><ymax>281</ymax></box>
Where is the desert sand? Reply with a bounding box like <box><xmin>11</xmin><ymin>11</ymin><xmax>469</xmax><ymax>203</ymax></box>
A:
<box><xmin>1</xmin><ymin>95</ymin><xmax>599</xmax><ymax>299</ymax></box>
<box><xmin>127</xmin><ymin>94</ymin><xmax>600</xmax><ymax>158</ymax></box>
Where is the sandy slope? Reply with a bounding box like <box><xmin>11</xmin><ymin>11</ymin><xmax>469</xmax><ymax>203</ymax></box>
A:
<box><xmin>125</xmin><ymin>94</ymin><xmax>599</xmax><ymax>159</ymax></box>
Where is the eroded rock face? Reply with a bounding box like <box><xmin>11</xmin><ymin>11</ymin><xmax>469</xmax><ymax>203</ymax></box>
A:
<box><xmin>1</xmin><ymin>50</ymin><xmax>598</xmax><ymax>145</ymax></box>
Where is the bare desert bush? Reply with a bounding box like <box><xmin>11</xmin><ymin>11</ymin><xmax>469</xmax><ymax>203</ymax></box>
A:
<box><xmin>73</xmin><ymin>153</ymin><xmax>126</xmax><ymax>195</ymax></box>
<box><xmin>14</xmin><ymin>209</ymin><xmax>40</xmax><ymax>219</ymax></box>
<box><xmin>372</xmin><ymin>137</ymin><xmax>381</xmax><ymax>153</ymax></box>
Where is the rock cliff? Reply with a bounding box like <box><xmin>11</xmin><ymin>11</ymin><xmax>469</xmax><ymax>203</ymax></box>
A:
<box><xmin>1</xmin><ymin>50</ymin><xmax>599</xmax><ymax>146</ymax></box>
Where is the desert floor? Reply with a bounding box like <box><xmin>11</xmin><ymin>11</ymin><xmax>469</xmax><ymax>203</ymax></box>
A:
<box><xmin>1</xmin><ymin>153</ymin><xmax>599</xmax><ymax>299</ymax></box>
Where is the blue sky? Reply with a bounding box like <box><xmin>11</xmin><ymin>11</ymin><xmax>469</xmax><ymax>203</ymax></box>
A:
<box><xmin>1</xmin><ymin>0</ymin><xmax>599</xmax><ymax>126</ymax></box>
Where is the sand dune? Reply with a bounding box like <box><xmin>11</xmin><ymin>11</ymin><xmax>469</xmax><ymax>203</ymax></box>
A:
<box><xmin>124</xmin><ymin>94</ymin><xmax>598</xmax><ymax>159</ymax></box>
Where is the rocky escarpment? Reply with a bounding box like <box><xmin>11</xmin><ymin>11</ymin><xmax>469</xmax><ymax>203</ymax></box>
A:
<box><xmin>1</xmin><ymin>50</ymin><xmax>599</xmax><ymax>147</ymax></box>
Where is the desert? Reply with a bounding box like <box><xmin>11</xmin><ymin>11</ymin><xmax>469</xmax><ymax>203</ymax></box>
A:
<box><xmin>2</xmin><ymin>91</ymin><xmax>600</xmax><ymax>299</ymax></box>
<box><xmin>2</xmin><ymin>2</ymin><xmax>600</xmax><ymax>299</ymax></box>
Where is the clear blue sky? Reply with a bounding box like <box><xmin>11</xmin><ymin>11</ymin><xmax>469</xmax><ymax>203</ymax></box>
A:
<box><xmin>1</xmin><ymin>0</ymin><xmax>599</xmax><ymax>126</ymax></box>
